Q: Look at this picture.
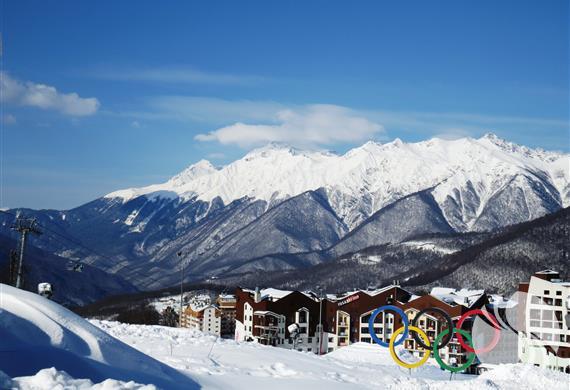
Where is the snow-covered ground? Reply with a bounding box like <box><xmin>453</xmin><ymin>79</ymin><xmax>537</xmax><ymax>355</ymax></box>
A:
<box><xmin>90</xmin><ymin>320</ymin><xmax>570</xmax><ymax>390</ymax></box>
<box><xmin>1</xmin><ymin>284</ymin><xmax>569</xmax><ymax>389</ymax></box>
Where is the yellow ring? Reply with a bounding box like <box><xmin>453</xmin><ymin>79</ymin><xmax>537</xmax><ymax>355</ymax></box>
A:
<box><xmin>389</xmin><ymin>325</ymin><xmax>431</xmax><ymax>369</ymax></box>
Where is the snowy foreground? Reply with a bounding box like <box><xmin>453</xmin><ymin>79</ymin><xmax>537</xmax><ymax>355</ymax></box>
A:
<box><xmin>1</xmin><ymin>285</ymin><xmax>569</xmax><ymax>389</ymax></box>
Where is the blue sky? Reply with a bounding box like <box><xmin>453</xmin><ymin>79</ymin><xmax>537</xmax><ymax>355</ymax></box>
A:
<box><xmin>1</xmin><ymin>0</ymin><xmax>568</xmax><ymax>209</ymax></box>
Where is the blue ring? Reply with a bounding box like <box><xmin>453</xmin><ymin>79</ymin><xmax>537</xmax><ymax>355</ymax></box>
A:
<box><xmin>368</xmin><ymin>305</ymin><xmax>409</xmax><ymax>347</ymax></box>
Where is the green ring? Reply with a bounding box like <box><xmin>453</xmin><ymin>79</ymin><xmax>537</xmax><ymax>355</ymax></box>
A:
<box><xmin>433</xmin><ymin>328</ymin><xmax>476</xmax><ymax>373</ymax></box>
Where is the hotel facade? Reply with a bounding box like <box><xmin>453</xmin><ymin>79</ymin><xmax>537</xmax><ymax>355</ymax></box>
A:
<box><xmin>234</xmin><ymin>284</ymin><xmax>487</xmax><ymax>367</ymax></box>
<box><xmin>518</xmin><ymin>270</ymin><xmax>570</xmax><ymax>373</ymax></box>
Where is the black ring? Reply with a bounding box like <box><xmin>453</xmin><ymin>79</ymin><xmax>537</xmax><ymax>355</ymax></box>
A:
<box><xmin>410</xmin><ymin>307</ymin><xmax>454</xmax><ymax>350</ymax></box>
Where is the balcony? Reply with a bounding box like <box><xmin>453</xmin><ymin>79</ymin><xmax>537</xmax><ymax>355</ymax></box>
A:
<box><xmin>255</xmin><ymin>324</ymin><xmax>279</xmax><ymax>329</ymax></box>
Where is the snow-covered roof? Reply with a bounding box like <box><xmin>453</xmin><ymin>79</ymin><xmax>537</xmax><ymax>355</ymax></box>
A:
<box><xmin>188</xmin><ymin>302</ymin><xmax>217</xmax><ymax>312</ymax></box>
<box><xmin>260</xmin><ymin>288</ymin><xmax>293</xmax><ymax>300</ymax></box>
<box><xmin>408</xmin><ymin>294</ymin><xmax>421</xmax><ymax>302</ymax></box>
<box><xmin>253</xmin><ymin>310</ymin><xmax>283</xmax><ymax>317</ymax></box>
<box><xmin>242</xmin><ymin>287</ymin><xmax>295</xmax><ymax>301</ymax></box>
<box><xmin>536</xmin><ymin>269</ymin><xmax>559</xmax><ymax>275</ymax></box>
<box><xmin>487</xmin><ymin>294</ymin><xmax>518</xmax><ymax>309</ymax></box>
<box><xmin>325</xmin><ymin>285</ymin><xmax>409</xmax><ymax>303</ymax></box>
<box><xmin>430</xmin><ymin>287</ymin><xmax>485</xmax><ymax>307</ymax></box>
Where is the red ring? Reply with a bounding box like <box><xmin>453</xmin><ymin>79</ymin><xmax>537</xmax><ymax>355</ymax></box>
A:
<box><xmin>456</xmin><ymin>309</ymin><xmax>500</xmax><ymax>354</ymax></box>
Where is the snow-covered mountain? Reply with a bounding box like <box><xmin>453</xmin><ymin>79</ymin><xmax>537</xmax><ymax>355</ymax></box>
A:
<box><xmin>1</xmin><ymin>134</ymin><xmax>568</xmax><ymax>291</ymax></box>
<box><xmin>107</xmin><ymin>133</ymin><xmax>569</xmax><ymax>231</ymax></box>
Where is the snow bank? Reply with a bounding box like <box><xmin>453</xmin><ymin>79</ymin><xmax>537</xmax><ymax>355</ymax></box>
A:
<box><xmin>7</xmin><ymin>368</ymin><xmax>156</xmax><ymax>390</ymax></box>
<box><xmin>0</xmin><ymin>284</ymin><xmax>199</xmax><ymax>389</ymax></box>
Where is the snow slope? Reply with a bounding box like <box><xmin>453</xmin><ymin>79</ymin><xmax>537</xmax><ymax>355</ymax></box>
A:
<box><xmin>0</xmin><ymin>284</ymin><xmax>199</xmax><ymax>389</ymax></box>
<box><xmin>106</xmin><ymin>134</ymin><xmax>569</xmax><ymax>230</ymax></box>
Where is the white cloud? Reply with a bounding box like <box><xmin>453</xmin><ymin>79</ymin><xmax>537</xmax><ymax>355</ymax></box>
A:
<box><xmin>123</xmin><ymin>95</ymin><xmax>567</xmax><ymax>149</ymax></box>
<box><xmin>93</xmin><ymin>66</ymin><xmax>266</xmax><ymax>86</ymax></box>
<box><xmin>0</xmin><ymin>72</ymin><xmax>99</xmax><ymax>116</ymax></box>
<box><xmin>130</xmin><ymin>120</ymin><xmax>141</xmax><ymax>128</ymax></box>
<box><xmin>195</xmin><ymin>104</ymin><xmax>384</xmax><ymax>148</ymax></box>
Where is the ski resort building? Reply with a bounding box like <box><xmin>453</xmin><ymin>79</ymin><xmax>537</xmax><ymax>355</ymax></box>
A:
<box><xmin>234</xmin><ymin>284</ymin><xmax>487</xmax><ymax>368</ymax></box>
<box><xmin>518</xmin><ymin>270</ymin><xmax>570</xmax><ymax>373</ymax></box>
<box><xmin>181</xmin><ymin>301</ymin><xmax>221</xmax><ymax>336</ymax></box>
<box><xmin>217</xmin><ymin>294</ymin><xmax>237</xmax><ymax>337</ymax></box>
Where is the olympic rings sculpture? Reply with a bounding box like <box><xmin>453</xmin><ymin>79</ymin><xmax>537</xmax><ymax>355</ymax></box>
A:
<box><xmin>456</xmin><ymin>309</ymin><xmax>501</xmax><ymax>354</ymax></box>
<box><xmin>367</xmin><ymin>305</ymin><xmax>409</xmax><ymax>347</ymax></box>
<box><xmin>368</xmin><ymin>305</ymin><xmax>500</xmax><ymax>372</ymax></box>
<box><xmin>411</xmin><ymin>306</ymin><xmax>453</xmax><ymax>351</ymax></box>
<box><xmin>389</xmin><ymin>326</ymin><xmax>431</xmax><ymax>369</ymax></box>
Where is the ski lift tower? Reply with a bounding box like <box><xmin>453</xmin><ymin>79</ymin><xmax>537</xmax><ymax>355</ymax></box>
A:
<box><xmin>12</xmin><ymin>218</ymin><xmax>42</xmax><ymax>289</ymax></box>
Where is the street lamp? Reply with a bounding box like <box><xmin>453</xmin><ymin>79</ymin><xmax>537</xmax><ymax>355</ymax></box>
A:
<box><xmin>317</xmin><ymin>286</ymin><xmax>324</xmax><ymax>355</ymax></box>
<box><xmin>178</xmin><ymin>251</ymin><xmax>185</xmax><ymax>327</ymax></box>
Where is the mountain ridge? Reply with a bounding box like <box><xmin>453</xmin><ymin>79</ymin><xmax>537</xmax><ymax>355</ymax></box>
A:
<box><xmin>1</xmin><ymin>134</ymin><xmax>568</xmax><ymax>292</ymax></box>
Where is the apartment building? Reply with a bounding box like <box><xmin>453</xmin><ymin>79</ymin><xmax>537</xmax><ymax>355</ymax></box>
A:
<box><xmin>216</xmin><ymin>294</ymin><xmax>237</xmax><ymax>337</ymax></box>
<box><xmin>518</xmin><ymin>270</ymin><xmax>570</xmax><ymax>373</ymax></box>
<box><xmin>180</xmin><ymin>301</ymin><xmax>221</xmax><ymax>335</ymax></box>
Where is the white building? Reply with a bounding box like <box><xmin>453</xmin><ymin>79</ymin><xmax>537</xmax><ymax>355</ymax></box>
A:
<box><xmin>181</xmin><ymin>300</ymin><xmax>221</xmax><ymax>336</ymax></box>
<box><xmin>518</xmin><ymin>270</ymin><xmax>570</xmax><ymax>373</ymax></box>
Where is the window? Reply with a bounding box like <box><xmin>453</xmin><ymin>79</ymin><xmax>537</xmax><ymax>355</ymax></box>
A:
<box><xmin>288</xmin><ymin>339</ymin><xmax>293</xmax><ymax>344</ymax></box>
<box><xmin>298</xmin><ymin>310</ymin><xmax>308</xmax><ymax>323</ymax></box>
<box><xmin>308</xmin><ymin>337</ymin><xmax>312</xmax><ymax>343</ymax></box>
<box><xmin>542</xmin><ymin>333</ymin><xmax>553</xmax><ymax>341</ymax></box>
<box><xmin>543</xmin><ymin>310</ymin><xmax>553</xmax><ymax>320</ymax></box>
<box><xmin>556</xmin><ymin>291</ymin><xmax>562</xmax><ymax>296</ymax></box>
<box><xmin>544</xmin><ymin>290</ymin><xmax>550</xmax><ymax>295</ymax></box>
<box><xmin>531</xmin><ymin>296</ymin><xmax>541</xmax><ymax>304</ymax></box>
<box><xmin>543</xmin><ymin>298</ymin><xmax>554</xmax><ymax>305</ymax></box>
<box><xmin>555</xmin><ymin>299</ymin><xmax>562</xmax><ymax>306</ymax></box>
<box><xmin>530</xmin><ymin>309</ymin><xmax>540</xmax><ymax>320</ymax></box>
<box><xmin>361</xmin><ymin>327</ymin><xmax>369</xmax><ymax>334</ymax></box>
